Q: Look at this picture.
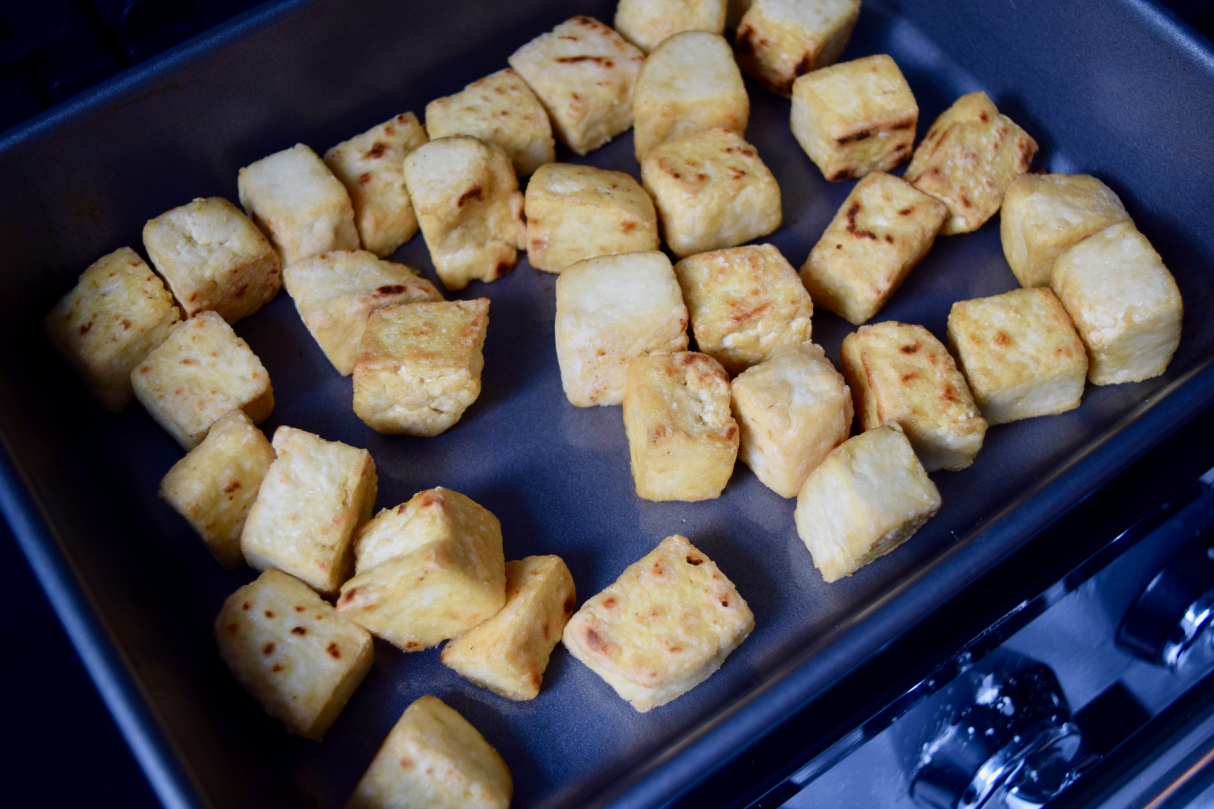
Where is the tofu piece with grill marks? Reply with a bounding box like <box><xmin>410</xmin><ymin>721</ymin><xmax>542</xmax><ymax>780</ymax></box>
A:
<box><xmin>734</xmin><ymin>0</ymin><xmax>860</xmax><ymax>96</ymax></box>
<box><xmin>615</xmin><ymin>0</ymin><xmax>727</xmax><ymax>53</ymax></box>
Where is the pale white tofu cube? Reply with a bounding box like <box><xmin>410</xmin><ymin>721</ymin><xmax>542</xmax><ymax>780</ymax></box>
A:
<box><xmin>615</xmin><ymin>0</ymin><xmax>727</xmax><ymax>53</ymax></box>
<box><xmin>735</xmin><ymin>0</ymin><xmax>860</xmax><ymax>95</ymax></box>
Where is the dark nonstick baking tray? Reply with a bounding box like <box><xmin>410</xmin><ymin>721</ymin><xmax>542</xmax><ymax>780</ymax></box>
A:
<box><xmin>1</xmin><ymin>0</ymin><xmax>1212</xmax><ymax>807</ymax></box>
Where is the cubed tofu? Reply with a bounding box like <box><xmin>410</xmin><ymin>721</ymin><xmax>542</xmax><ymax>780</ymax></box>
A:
<box><xmin>632</xmin><ymin>32</ymin><xmax>748</xmax><ymax>161</ymax></box>
<box><xmin>425</xmin><ymin>69</ymin><xmax>555</xmax><ymax>178</ymax></box>
<box><xmin>674</xmin><ymin>244</ymin><xmax>813</xmax><ymax>374</ymax></box>
<box><xmin>641</xmin><ymin>126</ymin><xmax>781</xmax><ymax>257</ymax></box>
<box><xmin>158</xmin><ymin>409</ymin><xmax>275</xmax><ymax>568</ymax></box>
<box><xmin>615</xmin><ymin>0</ymin><xmax>727</xmax><ymax>53</ymax></box>
<box><xmin>731</xmin><ymin>343</ymin><xmax>852</xmax><ymax>498</ymax></box>
<box><xmin>790</xmin><ymin>54</ymin><xmax>917</xmax><ymax>182</ymax></box>
<box><xmin>241</xmin><ymin>426</ymin><xmax>377</xmax><ymax>595</ymax></box>
<box><xmin>352</xmin><ymin>299</ymin><xmax>490</xmax><ymax>436</ymax></box>
<box><xmin>562</xmin><ymin>534</ymin><xmax>753</xmax><ymax>712</ymax></box>
<box><xmin>554</xmin><ymin>251</ymin><xmax>689</xmax><ymax>407</ymax></box>
<box><xmin>840</xmin><ymin>321</ymin><xmax>987</xmax><ymax>472</ymax></box>
<box><xmin>324</xmin><ymin>113</ymin><xmax>428</xmax><ymax>258</ymax></box>
<box><xmin>735</xmin><ymin>0</ymin><xmax>860</xmax><ymax>96</ymax></box>
<box><xmin>403</xmin><ymin>135</ymin><xmax>526</xmax><ymax>291</ymax></box>
<box><xmin>44</xmin><ymin>247</ymin><xmax>181</xmax><ymax>412</ymax></box>
<box><xmin>143</xmin><ymin>197</ymin><xmax>281</xmax><ymax>323</ymax></box>
<box><xmin>1000</xmin><ymin>173</ymin><xmax>1132</xmax><ymax>288</ymax></box>
<box><xmin>283</xmin><ymin>250</ymin><xmax>442</xmax><ymax>376</ymax></box>
<box><xmin>507</xmin><ymin>16</ymin><xmax>646</xmax><ymax>155</ymax></box>
<box><xmin>794</xmin><ymin>425</ymin><xmax>941</xmax><ymax>582</ymax></box>
<box><xmin>131</xmin><ymin>311</ymin><xmax>273</xmax><ymax>449</ymax></box>
<box><xmin>345</xmin><ymin>695</ymin><xmax>511</xmax><ymax>809</ymax></box>
<box><xmin>524</xmin><ymin>164</ymin><xmax>659</xmax><ymax>273</ymax></box>
<box><xmin>801</xmin><ymin>172</ymin><xmax>948</xmax><ymax>325</ymax></box>
<box><xmin>947</xmin><ymin>288</ymin><xmax>1088</xmax><ymax>425</ymax></box>
<box><xmin>904</xmin><ymin>92</ymin><xmax>1038</xmax><ymax>235</ymax></box>
<box><xmin>623</xmin><ymin>352</ymin><xmax>739</xmax><ymax>501</ymax></box>
<box><xmin>441</xmin><ymin>555</ymin><xmax>576</xmax><ymax>701</ymax></box>
<box><xmin>215</xmin><ymin>569</ymin><xmax>374</xmax><ymax>741</ymax></box>
<box><xmin>237</xmin><ymin>143</ymin><xmax>359</xmax><ymax>266</ymax></box>
<box><xmin>1050</xmin><ymin>221</ymin><xmax>1182</xmax><ymax>385</ymax></box>
<box><xmin>336</xmin><ymin>488</ymin><xmax>506</xmax><ymax>652</ymax></box>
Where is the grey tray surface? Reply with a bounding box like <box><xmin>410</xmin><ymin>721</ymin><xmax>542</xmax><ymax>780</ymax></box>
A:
<box><xmin>1</xmin><ymin>1</ymin><xmax>1212</xmax><ymax>808</ymax></box>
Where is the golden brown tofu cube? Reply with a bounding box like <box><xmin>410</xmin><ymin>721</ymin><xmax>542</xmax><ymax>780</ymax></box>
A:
<box><xmin>1050</xmin><ymin>221</ymin><xmax>1182</xmax><ymax>385</ymax></box>
<box><xmin>641</xmin><ymin>126</ymin><xmax>781</xmax><ymax>257</ymax></box>
<box><xmin>563</xmin><ymin>534</ymin><xmax>753</xmax><ymax>712</ymax></box>
<box><xmin>44</xmin><ymin>247</ymin><xmax>181</xmax><ymax>412</ymax></box>
<box><xmin>790</xmin><ymin>54</ymin><xmax>917</xmax><ymax>182</ymax></box>
<box><xmin>674</xmin><ymin>244</ymin><xmax>812</xmax><ymax>374</ymax></box>
<box><xmin>403</xmin><ymin>135</ymin><xmax>525</xmax><ymax>291</ymax></box>
<box><xmin>215</xmin><ymin>569</ymin><xmax>374</xmax><ymax>741</ymax></box>
<box><xmin>158</xmin><ymin>409</ymin><xmax>274</xmax><ymax>568</ymax></box>
<box><xmin>241</xmin><ymin>426</ymin><xmax>377</xmax><ymax>595</ymax></box>
<box><xmin>336</xmin><ymin>488</ymin><xmax>506</xmax><ymax>652</ymax></box>
<box><xmin>904</xmin><ymin>92</ymin><xmax>1038</xmax><ymax>235</ymax></box>
<box><xmin>441</xmin><ymin>555</ymin><xmax>576</xmax><ymax>701</ymax></box>
<box><xmin>615</xmin><ymin>0</ymin><xmax>727</xmax><ymax>53</ymax></box>
<box><xmin>283</xmin><ymin>250</ymin><xmax>442</xmax><ymax>376</ymax></box>
<box><xmin>524</xmin><ymin>163</ymin><xmax>659</xmax><ymax>273</ymax></box>
<box><xmin>840</xmin><ymin>321</ymin><xmax>987</xmax><ymax>472</ymax></box>
<box><xmin>632</xmin><ymin>31</ymin><xmax>748</xmax><ymax>161</ymax></box>
<box><xmin>425</xmin><ymin>69</ymin><xmax>555</xmax><ymax>178</ymax></box>
<box><xmin>735</xmin><ymin>0</ymin><xmax>860</xmax><ymax>95</ymax></box>
<box><xmin>508</xmin><ymin>16</ymin><xmax>646</xmax><ymax>156</ymax></box>
<box><xmin>131</xmin><ymin>311</ymin><xmax>273</xmax><ymax>449</ymax></box>
<box><xmin>324</xmin><ymin>113</ymin><xmax>428</xmax><ymax>258</ymax></box>
<box><xmin>237</xmin><ymin>143</ymin><xmax>359</xmax><ymax>266</ymax></box>
<box><xmin>555</xmin><ymin>251</ymin><xmax>689</xmax><ymax>407</ymax></box>
<box><xmin>1000</xmin><ymin>173</ymin><xmax>1132</xmax><ymax>288</ymax></box>
<box><xmin>794</xmin><ymin>425</ymin><xmax>941</xmax><ymax>583</ymax></box>
<box><xmin>801</xmin><ymin>172</ymin><xmax>948</xmax><ymax>325</ymax></box>
<box><xmin>731</xmin><ymin>343</ymin><xmax>852</xmax><ymax>498</ymax></box>
<box><xmin>345</xmin><ymin>695</ymin><xmax>511</xmax><ymax>809</ymax></box>
<box><xmin>624</xmin><ymin>352</ymin><xmax>739</xmax><ymax>501</ymax></box>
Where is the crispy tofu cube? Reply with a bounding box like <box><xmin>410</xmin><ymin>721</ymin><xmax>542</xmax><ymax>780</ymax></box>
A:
<box><xmin>563</xmin><ymin>534</ymin><xmax>753</xmax><ymax>712</ymax></box>
<box><xmin>633</xmin><ymin>31</ymin><xmax>748</xmax><ymax>162</ymax></box>
<box><xmin>324</xmin><ymin>113</ymin><xmax>428</xmax><ymax>258</ymax></box>
<box><xmin>215</xmin><ymin>569</ymin><xmax>373</xmax><ymax>741</ymax></box>
<box><xmin>283</xmin><ymin>250</ymin><xmax>442</xmax><ymax>376</ymax></box>
<box><xmin>345</xmin><ymin>695</ymin><xmax>511</xmax><ymax>809</ymax></box>
<box><xmin>794</xmin><ymin>425</ymin><xmax>941</xmax><ymax>582</ymax></box>
<box><xmin>158</xmin><ymin>409</ymin><xmax>274</xmax><ymax>568</ymax></box>
<box><xmin>425</xmin><ymin>69</ymin><xmax>555</xmax><ymax>178</ymax></box>
<box><xmin>352</xmin><ymin>299</ymin><xmax>490</xmax><ymax>436</ymax></box>
<box><xmin>554</xmin><ymin>251</ymin><xmax>689</xmax><ymax>407</ymax></box>
<box><xmin>403</xmin><ymin>135</ymin><xmax>525</xmax><ymax>291</ymax></box>
<box><xmin>904</xmin><ymin>92</ymin><xmax>1038</xmax><ymax>235</ymax></box>
<box><xmin>641</xmin><ymin>127</ymin><xmax>781</xmax><ymax>257</ymax></box>
<box><xmin>336</xmin><ymin>488</ymin><xmax>506</xmax><ymax>652</ymax></box>
<box><xmin>801</xmin><ymin>172</ymin><xmax>948</xmax><ymax>325</ymax></box>
<box><xmin>44</xmin><ymin>247</ymin><xmax>181</xmax><ymax>412</ymax></box>
<box><xmin>143</xmin><ymin>197</ymin><xmax>281</xmax><ymax>324</ymax></box>
<box><xmin>623</xmin><ymin>352</ymin><xmax>739</xmax><ymax>501</ymax></box>
<box><xmin>731</xmin><ymin>343</ymin><xmax>852</xmax><ymax>498</ymax></box>
<box><xmin>615</xmin><ymin>0</ymin><xmax>727</xmax><ymax>53</ymax></box>
<box><xmin>840</xmin><ymin>321</ymin><xmax>987</xmax><ymax>472</ymax></box>
<box><xmin>241</xmin><ymin>427</ymin><xmax>377</xmax><ymax>595</ymax></box>
<box><xmin>1000</xmin><ymin>173</ymin><xmax>1132</xmax><ymax>288</ymax></box>
<box><xmin>237</xmin><ymin>143</ymin><xmax>359</xmax><ymax>266</ymax></box>
<box><xmin>441</xmin><ymin>555</ymin><xmax>576</xmax><ymax>701</ymax></box>
<box><xmin>791</xmin><ymin>54</ymin><xmax>917</xmax><ymax>182</ymax></box>
<box><xmin>508</xmin><ymin>16</ymin><xmax>646</xmax><ymax>155</ymax></box>
<box><xmin>524</xmin><ymin>163</ymin><xmax>659</xmax><ymax>273</ymax></box>
<box><xmin>131</xmin><ymin>311</ymin><xmax>273</xmax><ymax>449</ymax></box>
<box><xmin>947</xmin><ymin>288</ymin><xmax>1088</xmax><ymax>425</ymax></box>
<box><xmin>1050</xmin><ymin>221</ymin><xmax>1182</xmax><ymax>385</ymax></box>
<box><xmin>735</xmin><ymin>0</ymin><xmax>860</xmax><ymax>96</ymax></box>
<box><xmin>674</xmin><ymin>244</ymin><xmax>812</xmax><ymax>374</ymax></box>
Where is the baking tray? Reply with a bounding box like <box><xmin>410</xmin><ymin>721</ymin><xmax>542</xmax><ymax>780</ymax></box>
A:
<box><xmin>1</xmin><ymin>1</ymin><xmax>1211</xmax><ymax>807</ymax></box>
